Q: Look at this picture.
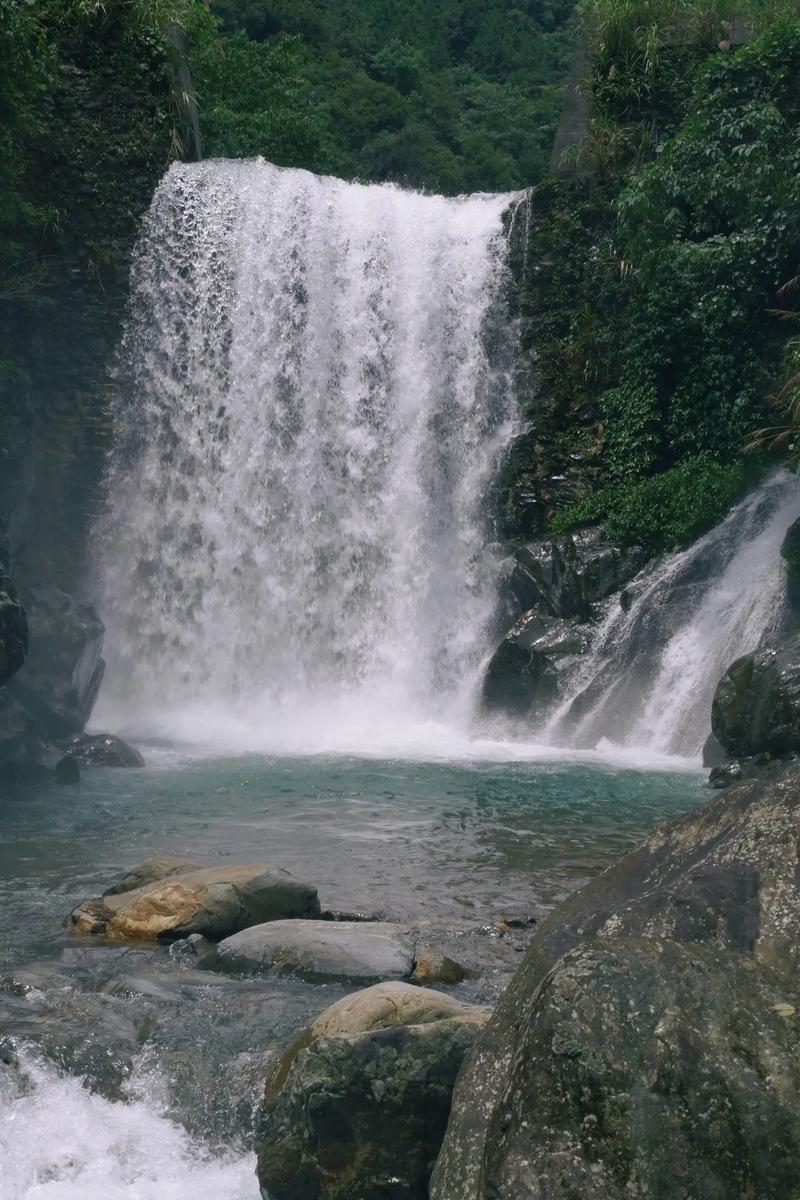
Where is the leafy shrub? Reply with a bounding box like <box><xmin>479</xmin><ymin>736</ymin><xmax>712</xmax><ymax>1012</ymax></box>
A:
<box><xmin>551</xmin><ymin>455</ymin><xmax>754</xmax><ymax>550</ymax></box>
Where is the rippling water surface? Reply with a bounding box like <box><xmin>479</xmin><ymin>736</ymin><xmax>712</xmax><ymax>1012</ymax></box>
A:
<box><xmin>0</xmin><ymin>753</ymin><xmax>702</xmax><ymax>1200</ymax></box>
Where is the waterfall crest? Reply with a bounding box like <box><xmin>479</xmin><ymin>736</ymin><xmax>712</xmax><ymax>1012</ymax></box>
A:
<box><xmin>94</xmin><ymin>160</ymin><xmax>519</xmax><ymax>751</ymax></box>
<box><xmin>545</xmin><ymin>473</ymin><xmax>800</xmax><ymax>758</ymax></box>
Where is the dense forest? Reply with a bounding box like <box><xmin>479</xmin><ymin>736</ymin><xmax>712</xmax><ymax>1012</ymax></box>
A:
<box><xmin>3</xmin><ymin>0</ymin><xmax>800</xmax><ymax>569</ymax></box>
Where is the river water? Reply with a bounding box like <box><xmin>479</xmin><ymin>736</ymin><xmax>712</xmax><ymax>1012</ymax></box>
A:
<box><xmin>0</xmin><ymin>752</ymin><xmax>702</xmax><ymax>1199</ymax></box>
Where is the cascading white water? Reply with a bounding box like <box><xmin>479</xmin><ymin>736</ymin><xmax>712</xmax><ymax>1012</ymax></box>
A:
<box><xmin>545</xmin><ymin>472</ymin><xmax>800</xmax><ymax>758</ymax></box>
<box><xmin>94</xmin><ymin>160</ymin><xmax>519</xmax><ymax>752</ymax></box>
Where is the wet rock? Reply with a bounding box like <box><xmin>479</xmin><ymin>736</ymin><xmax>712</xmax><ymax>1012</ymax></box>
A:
<box><xmin>0</xmin><ymin>575</ymin><xmax>27</xmax><ymax>686</ymax></box>
<box><xmin>55</xmin><ymin>754</ymin><xmax>80</xmax><ymax>785</ymax></box>
<box><xmin>712</xmin><ymin>635</ymin><xmax>800</xmax><ymax>757</ymax></box>
<box><xmin>267</xmin><ymin>981</ymin><xmax>487</xmax><ymax>1097</ymax></box>
<box><xmin>482</xmin><ymin>611</ymin><xmax>589</xmax><ymax>718</ymax></box>
<box><xmin>0</xmin><ymin>690</ymin><xmax>46</xmax><ymax>779</ymax></box>
<box><xmin>103</xmin><ymin>855</ymin><xmax>199</xmax><ymax>896</ymax></box>
<box><xmin>6</xmin><ymin>586</ymin><xmax>104</xmax><ymax>738</ymax></box>
<box><xmin>432</xmin><ymin>776</ymin><xmax>800</xmax><ymax>1200</ymax></box>
<box><xmin>701</xmin><ymin>730</ymin><xmax>726</xmax><ymax>767</ymax></box>
<box><xmin>217</xmin><ymin>919</ymin><xmax>416</xmax><ymax>981</ymax></box>
<box><xmin>258</xmin><ymin>994</ymin><xmax>490</xmax><ymax>1200</ymax></box>
<box><xmin>64</xmin><ymin>732</ymin><xmax>145</xmax><ymax>768</ymax></box>
<box><xmin>411</xmin><ymin>947</ymin><xmax>469</xmax><ymax>985</ymax></box>
<box><xmin>782</xmin><ymin>515</ymin><xmax>800</xmax><ymax>612</ymax></box>
<box><xmin>68</xmin><ymin>863</ymin><xmax>320</xmax><ymax>942</ymax></box>
<box><xmin>504</xmin><ymin>529</ymin><xmax>646</xmax><ymax>623</ymax></box>
<box><xmin>433</xmin><ymin>940</ymin><xmax>800</xmax><ymax>1200</ymax></box>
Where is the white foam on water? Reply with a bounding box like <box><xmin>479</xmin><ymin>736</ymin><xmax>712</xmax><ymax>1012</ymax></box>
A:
<box><xmin>0</xmin><ymin>1049</ymin><xmax>256</xmax><ymax>1200</ymax></box>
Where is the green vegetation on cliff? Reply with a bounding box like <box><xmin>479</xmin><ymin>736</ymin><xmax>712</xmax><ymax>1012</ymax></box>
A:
<box><xmin>525</xmin><ymin>2</ymin><xmax>800</xmax><ymax>551</ymax></box>
<box><xmin>190</xmin><ymin>0</ymin><xmax>575</xmax><ymax>192</ymax></box>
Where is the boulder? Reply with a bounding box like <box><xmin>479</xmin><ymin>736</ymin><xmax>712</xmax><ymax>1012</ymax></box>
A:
<box><xmin>782</xmin><ymin>515</ymin><xmax>800</xmax><ymax>612</ymax></box>
<box><xmin>432</xmin><ymin>776</ymin><xmax>800</xmax><ymax>1200</ymax></box>
<box><xmin>482</xmin><ymin>611</ymin><xmax>589</xmax><ymax>718</ymax></box>
<box><xmin>0</xmin><ymin>575</ymin><xmax>27</xmax><ymax>686</ymax></box>
<box><xmin>504</xmin><ymin>529</ymin><xmax>646</xmax><ymax>623</ymax></box>
<box><xmin>216</xmin><ymin>919</ymin><xmax>416</xmax><ymax>981</ymax></box>
<box><xmin>55</xmin><ymin>754</ymin><xmax>80</xmax><ymax>784</ymax></box>
<box><xmin>266</xmin><ymin>981</ymin><xmax>487</xmax><ymax>1096</ymax></box>
<box><xmin>0</xmin><ymin>689</ymin><xmax>45</xmax><ymax>779</ymax></box>
<box><xmin>6</xmin><ymin>585</ymin><xmax>104</xmax><ymax>738</ymax></box>
<box><xmin>103</xmin><ymin>855</ymin><xmax>199</xmax><ymax>896</ymax></box>
<box><xmin>64</xmin><ymin>732</ymin><xmax>145</xmax><ymax>768</ymax></box>
<box><xmin>712</xmin><ymin>635</ymin><xmax>800</xmax><ymax>757</ymax></box>
<box><xmin>68</xmin><ymin>863</ymin><xmax>320</xmax><ymax>942</ymax></box>
<box><xmin>258</xmin><ymin>997</ymin><xmax>490</xmax><ymax>1200</ymax></box>
<box><xmin>411</xmin><ymin>948</ymin><xmax>468</xmax><ymax>985</ymax></box>
<box><xmin>439</xmin><ymin>939</ymin><xmax>800</xmax><ymax>1200</ymax></box>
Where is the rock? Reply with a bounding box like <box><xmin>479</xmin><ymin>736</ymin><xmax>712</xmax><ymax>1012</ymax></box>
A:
<box><xmin>782</xmin><ymin>515</ymin><xmax>800</xmax><ymax>612</ymax></box>
<box><xmin>68</xmin><ymin>863</ymin><xmax>320</xmax><ymax>942</ymax></box>
<box><xmin>504</xmin><ymin>529</ymin><xmax>647</xmax><ymax>623</ymax></box>
<box><xmin>411</xmin><ymin>947</ymin><xmax>468</xmax><ymax>985</ymax></box>
<box><xmin>216</xmin><ymin>919</ymin><xmax>416</xmax><ymax>981</ymax></box>
<box><xmin>434</xmin><ymin>939</ymin><xmax>800</xmax><ymax>1200</ymax></box>
<box><xmin>701</xmin><ymin>730</ymin><xmax>726</xmax><ymax>767</ymax></box>
<box><xmin>102</xmin><ymin>855</ymin><xmax>199</xmax><ymax>895</ymax></box>
<box><xmin>432</xmin><ymin>776</ymin><xmax>800</xmax><ymax>1200</ymax></box>
<box><xmin>258</xmin><ymin>1003</ymin><xmax>490</xmax><ymax>1200</ymax></box>
<box><xmin>63</xmin><ymin>732</ymin><xmax>145</xmax><ymax>768</ymax></box>
<box><xmin>55</xmin><ymin>754</ymin><xmax>80</xmax><ymax>784</ymax></box>
<box><xmin>267</xmin><ymin>982</ymin><xmax>488</xmax><ymax>1097</ymax></box>
<box><xmin>0</xmin><ymin>575</ymin><xmax>27</xmax><ymax>686</ymax></box>
<box><xmin>6</xmin><ymin>586</ymin><xmax>104</xmax><ymax>738</ymax></box>
<box><xmin>482</xmin><ymin>611</ymin><xmax>589</xmax><ymax>717</ymax></box>
<box><xmin>712</xmin><ymin>635</ymin><xmax>800</xmax><ymax>757</ymax></box>
<box><xmin>0</xmin><ymin>689</ymin><xmax>46</xmax><ymax>779</ymax></box>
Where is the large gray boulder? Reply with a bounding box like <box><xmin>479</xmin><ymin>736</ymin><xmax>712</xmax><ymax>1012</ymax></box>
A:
<box><xmin>711</xmin><ymin>635</ymin><xmax>800</xmax><ymax>758</ymax></box>
<box><xmin>504</xmin><ymin>529</ymin><xmax>646</xmax><ymax>622</ymax></box>
<box><xmin>68</xmin><ymin>862</ymin><xmax>320</xmax><ymax>942</ymax></box>
<box><xmin>258</xmin><ymin>985</ymin><xmax>490</xmax><ymax>1200</ymax></box>
<box><xmin>7</xmin><ymin>585</ymin><xmax>104</xmax><ymax>737</ymax></box>
<box><xmin>0</xmin><ymin>575</ymin><xmax>27</xmax><ymax>686</ymax></box>
<box><xmin>0</xmin><ymin>689</ymin><xmax>44</xmax><ymax>778</ymax></box>
<box><xmin>432</xmin><ymin>776</ymin><xmax>800</xmax><ymax>1200</ymax></box>
<box><xmin>442</xmin><ymin>939</ymin><xmax>800</xmax><ymax>1200</ymax></box>
<box><xmin>781</xmin><ymin>515</ymin><xmax>800</xmax><ymax>612</ymax></box>
<box><xmin>217</xmin><ymin>919</ymin><xmax>417</xmax><ymax>981</ymax></box>
<box><xmin>482</xmin><ymin>611</ymin><xmax>588</xmax><ymax>718</ymax></box>
<box><xmin>65</xmin><ymin>732</ymin><xmax>145</xmax><ymax>768</ymax></box>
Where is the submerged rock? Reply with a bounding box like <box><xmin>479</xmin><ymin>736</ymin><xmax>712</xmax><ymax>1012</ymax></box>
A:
<box><xmin>68</xmin><ymin>863</ymin><xmax>320</xmax><ymax>942</ymax></box>
<box><xmin>432</xmin><ymin>776</ymin><xmax>800</xmax><ymax>1200</ymax></box>
<box><xmin>63</xmin><ymin>732</ymin><xmax>145</xmax><ymax>768</ymax></box>
<box><xmin>258</xmin><ymin>983</ymin><xmax>490</xmax><ymax>1200</ymax></box>
<box><xmin>712</xmin><ymin>635</ymin><xmax>800</xmax><ymax>757</ymax></box>
<box><xmin>216</xmin><ymin>919</ymin><xmax>416</xmax><ymax>981</ymax></box>
<box><xmin>6</xmin><ymin>586</ymin><xmax>104</xmax><ymax>738</ymax></box>
<box><xmin>55</xmin><ymin>754</ymin><xmax>80</xmax><ymax>785</ymax></box>
<box><xmin>482</xmin><ymin>611</ymin><xmax>589</xmax><ymax>718</ymax></box>
<box><xmin>437</xmin><ymin>939</ymin><xmax>800</xmax><ymax>1200</ymax></box>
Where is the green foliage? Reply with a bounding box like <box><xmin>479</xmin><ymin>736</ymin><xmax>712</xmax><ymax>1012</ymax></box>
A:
<box><xmin>190</xmin><ymin>28</ymin><xmax>325</xmax><ymax>166</ymax></box>
<box><xmin>199</xmin><ymin>0</ymin><xmax>576</xmax><ymax>192</ymax></box>
<box><xmin>603</xmin><ymin>21</ymin><xmax>800</xmax><ymax>474</ymax></box>
<box><xmin>552</xmin><ymin>455</ymin><xmax>753</xmax><ymax>550</ymax></box>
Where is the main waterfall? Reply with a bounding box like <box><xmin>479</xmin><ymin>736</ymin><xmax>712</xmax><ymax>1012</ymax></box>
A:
<box><xmin>94</xmin><ymin>160</ymin><xmax>519</xmax><ymax>753</ymax></box>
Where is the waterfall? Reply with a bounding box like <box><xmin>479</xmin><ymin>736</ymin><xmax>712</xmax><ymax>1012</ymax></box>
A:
<box><xmin>545</xmin><ymin>472</ymin><xmax>800</xmax><ymax>759</ymax></box>
<box><xmin>93</xmin><ymin>160</ymin><xmax>519</xmax><ymax>753</ymax></box>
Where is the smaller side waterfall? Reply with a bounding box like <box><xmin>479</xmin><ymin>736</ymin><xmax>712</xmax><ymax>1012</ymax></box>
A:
<box><xmin>546</xmin><ymin>473</ymin><xmax>800</xmax><ymax>758</ymax></box>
